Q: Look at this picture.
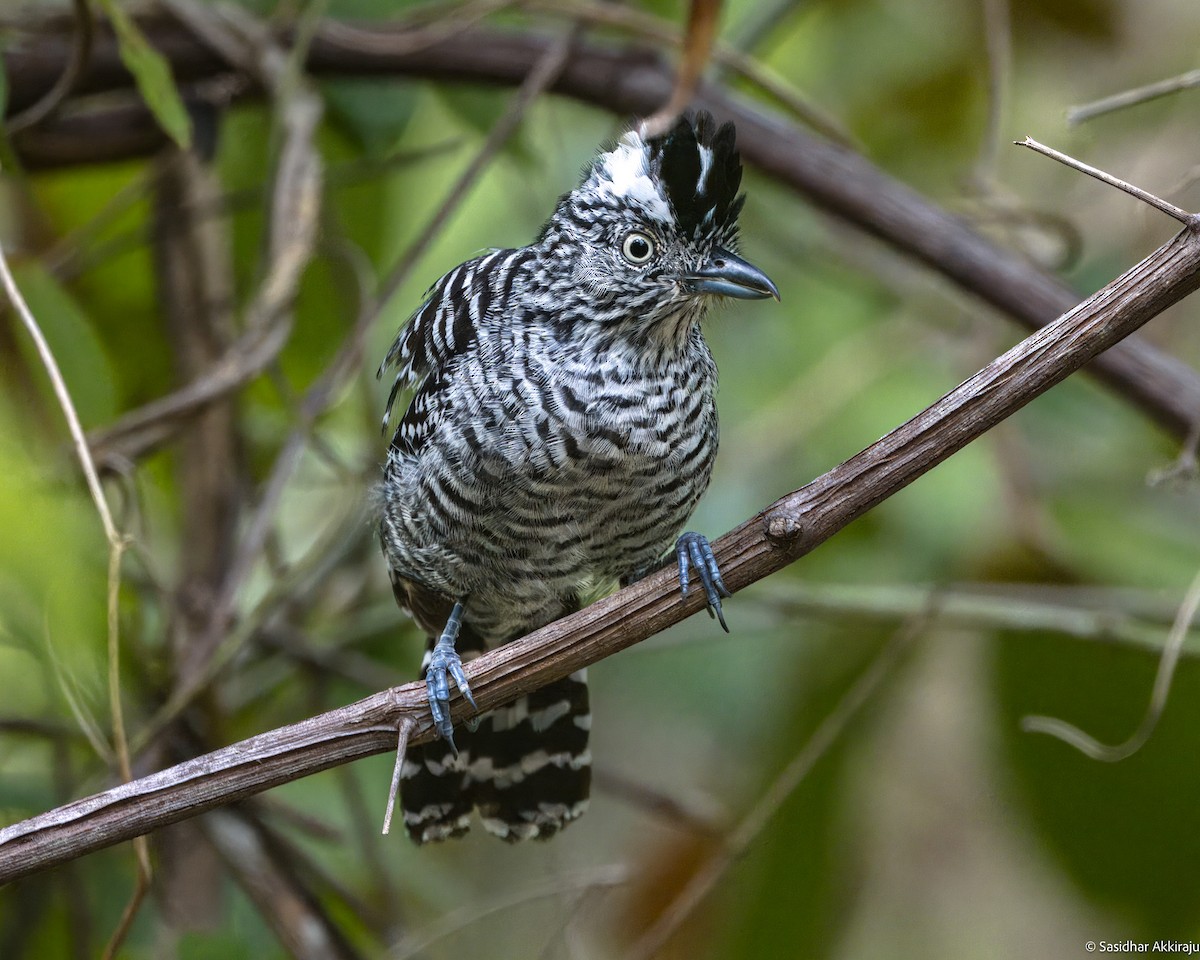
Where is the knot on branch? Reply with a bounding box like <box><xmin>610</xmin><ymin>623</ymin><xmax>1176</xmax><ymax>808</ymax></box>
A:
<box><xmin>764</xmin><ymin>510</ymin><xmax>803</xmax><ymax>547</ymax></box>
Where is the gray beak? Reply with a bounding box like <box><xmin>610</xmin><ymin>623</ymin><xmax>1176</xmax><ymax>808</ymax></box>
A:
<box><xmin>684</xmin><ymin>248</ymin><xmax>780</xmax><ymax>301</ymax></box>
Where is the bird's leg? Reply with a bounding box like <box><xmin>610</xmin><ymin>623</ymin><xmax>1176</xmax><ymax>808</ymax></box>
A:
<box><xmin>426</xmin><ymin>599</ymin><xmax>478</xmax><ymax>753</ymax></box>
<box><xmin>675</xmin><ymin>531</ymin><xmax>731</xmax><ymax>632</ymax></box>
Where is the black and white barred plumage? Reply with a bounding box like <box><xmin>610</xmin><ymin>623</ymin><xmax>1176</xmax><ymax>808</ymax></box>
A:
<box><xmin>379</xmin><ymin>112</ymin><xmax>777</xmax><ymax>843</ymax></box>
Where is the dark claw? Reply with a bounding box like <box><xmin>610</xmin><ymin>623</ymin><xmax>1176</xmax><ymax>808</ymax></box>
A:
<box><xmin>425</xmin><ymin>600</ymin><xmax>478</xmax><ymax>753</ymax></box>
<box><xmin>674</xmin><ymin>531</ymin><xmax>731</xmax><ymax>632</ymax></box>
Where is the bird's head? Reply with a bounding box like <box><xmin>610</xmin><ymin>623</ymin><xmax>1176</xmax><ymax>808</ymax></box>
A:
<box><xmin>535</xmin><ymin>112</ymin><xmax>778</xmax><ymax>344</ymax></box>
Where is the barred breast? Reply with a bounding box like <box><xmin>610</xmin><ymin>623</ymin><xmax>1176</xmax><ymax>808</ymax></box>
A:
<box><xmin>380</xmin><ymin>322</ymin><xmax>718</xmax><ymax>644</ymax></box>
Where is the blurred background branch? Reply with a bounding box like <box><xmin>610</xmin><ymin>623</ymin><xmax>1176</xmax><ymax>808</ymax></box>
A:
<box><xmin>6</xmin><ymin>14</ymin><xmax>1200</xmax><ymax>442</ymax></box>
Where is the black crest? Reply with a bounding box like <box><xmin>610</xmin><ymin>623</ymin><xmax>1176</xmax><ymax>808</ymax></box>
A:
<box><xmin>647</xmin><ymin>112</ymin><xmax>744</xmax><ymax>236</ymax></box>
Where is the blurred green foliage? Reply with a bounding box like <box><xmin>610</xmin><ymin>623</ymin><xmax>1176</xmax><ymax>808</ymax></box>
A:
<box><xmin>94</xmin><ymin>0</ymin><xmax>193</xmax><ymax>149</ymax></box>
<box><xmin>995</xmin><ymin>632</ymin><xmax>1200</xmax><ymax>936</ymax></box>
<box><xmin>4</xmin><ymin>0</ymin><xmax>1200</xmax><ymax>957</ymax></box>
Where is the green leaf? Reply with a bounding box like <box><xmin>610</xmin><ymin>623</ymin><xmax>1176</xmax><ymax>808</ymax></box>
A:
<box><xmin>11</xmin><ymin>263</ymin><xmax>119</xmax><ymax>425</ymax></box>
<box><xmin>322</xmin><ymin>77</ymin><xmax>418</xmax><ymax>156</ymax></box>
<box><xmin>993</xmin><ymin>630</ymin><xmax>1200</xmax><ymax>935</ymax></box>
<box><xmin>94</xmin><ymin>0</ymin><xmax>192</xmax><ymax>149</ymax></box>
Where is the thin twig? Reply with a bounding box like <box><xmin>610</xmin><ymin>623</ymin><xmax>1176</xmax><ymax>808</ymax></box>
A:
<box><xmin>525</xmin><ymin>0</ymin><xmax>854</xmax><ymax>146</ymax></box>
<box><xmin>592</xmin><ymin>767</ymin><xmax>726</xmax><ymax>837</ymax></box>
<box><xmin>6</xmin><ymin>0</ymin><xmax>93</xmax><ymax>133</ymax></box>
<box><xmin>1068</xmin><ymin>69</ymin><xmax>1200</xmax><ymax>125</ymax></box>
<box><xmin>130</xmin><ymin>494</ymin><xmax>369</xmax><ymax>752</ymax></box>
<box><xmin>0</xmin><ymin>189</ymin><xmax>145</xmax><ymax>888</ymax></box>
<box><xmin>756</xmin><ymin>580</ymin><xmax>1194</xmax><ymax>652</ymax></box>
<box><xmin>57</xmin><ymin>142</ymin><xmax>460</xmax><ymax>289</ymax></box>
<box><xmin>376</xmin><ymin>22</ymin><xmax>580</xmax><ymax>305</ymax></box>
<box><xmin>43</xmin><ymin>628</ymin><xmax>115</xmax><ymax>765</ymax></box>
<box><xmin>1149</xmin><ymin>416</ymin><xmax>1200</xmax><ymax>485</ymax></box>
<box><xmin>641</xmin><ymin>0</ymin><xmax>722</xmax><ymax>138</ymax></box>
<box><xmin>42</xmin><ymin>163</ymin><xmax>160</xmax><ymax>283</ymax></box>
<box><xmin>105</xmin><ymin>552</ymin><xmax>149</xmax><ymax>939</ymax></box>
<box><xmin>1021</xmin><ymin>564</ymin><xmax>1200</xmax><ymax>762</ymax></box>
<box><xmin>99</xmin><ymin>863</ymin><xmax>149</xmax><ymax>960</ymax></box>
<box><xmin>727</xmin><ymin>0</ymin><xmax>805</xmax><ymax>58</ymax></box>
<box><xmin>1016</xmin><ymin>137</ymin><xmax>1194</xmax><ymax>223</ymax></box>
<box><xmin>246</xmin><ymin>802</ymin><xmax>387</xmax><ymax>934</ymax></box>
<box><xmin>316</xmin><ymin>0</ymin><xmax>521</xmax><ymax>56</ymax></box>
<box><xmin>332</xmin><ymin>765</ymin><xmax>399</xmax><ymax>934</ymax></box>
<box><xmin>202</xmin><ymin>809</ymin><xmax>366</xmax><ymax>960</ymax></box>
<box><xmin>0</xmin><ymin>214</ymin><xmax>150</xmax><ymax>953</ymax></box>
<box><xmin>381</xmin><ymin>717</ymin><xmax>413</xmax><ymax>835</ymax></box>
<box><xmin>0</xmin><ymin>220</ymin><xmax>120</xmax><ymax>546</ymax></box>
<box><xmin>0</xmin><ymin>718</ymin><xmax>84</xmax><ymax>739</ymax></box>
<box><xmin>256</xmin><ymin>624</ymin><xmax>405</xmax><ymax>692</ymax></box>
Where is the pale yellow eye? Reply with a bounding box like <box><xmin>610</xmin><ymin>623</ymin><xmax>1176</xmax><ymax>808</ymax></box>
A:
<box><xmin>621</xmin><ymin>232</ymin><xmax>656</xmax><ymax>264</ymax></box>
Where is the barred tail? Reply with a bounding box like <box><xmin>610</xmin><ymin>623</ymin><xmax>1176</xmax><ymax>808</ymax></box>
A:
<box><xmin>400</xmin><ymin>630</ymin><xmax>591</xmax><ymax>843</ymax></box>
<box><xmin>471</xmin><ymin>670</ymin><xmax>591</xmax><ymax>842</ymax></box>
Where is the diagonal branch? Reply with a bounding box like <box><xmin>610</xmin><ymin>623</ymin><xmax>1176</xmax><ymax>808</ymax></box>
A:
<box><xmin>3</xmin><ymin>175</ymin><xmax>1200</xmax><ymax>886</ymax></box>
<box><xmin>7</xmin><ymin>21</ymin><xmax>1200</xmax><ymax>444</ymax></box>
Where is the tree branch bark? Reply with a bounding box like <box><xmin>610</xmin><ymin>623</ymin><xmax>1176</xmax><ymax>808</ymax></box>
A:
<box><xmin>7</xmin><ymin>18</ymin><xmax>1200</xmax><ymax>443</ymax></box>
<box><xmin>3</xmin><ymin>199</ymin><xmax>1199</xmax><ymax>886</ymax></box>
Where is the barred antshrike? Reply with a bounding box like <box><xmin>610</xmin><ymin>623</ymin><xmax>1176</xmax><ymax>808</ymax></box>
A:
<box><xmin>378</xmin><ymin>112</ymin><xmax>778</xmax><ymax>843</ymax></box>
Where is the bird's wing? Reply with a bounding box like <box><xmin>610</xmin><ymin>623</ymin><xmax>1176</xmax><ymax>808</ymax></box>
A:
<box><xmin>378</xmin><ymin>248</ymin><xmax>519</xmax><ymax>432</ymax></box>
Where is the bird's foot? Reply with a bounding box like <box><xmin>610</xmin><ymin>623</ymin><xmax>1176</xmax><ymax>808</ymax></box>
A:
<box><xmin>675</xmin><ymin>531</ymin><xmax>731</xmax><ymax>632</ymax></box>
<box><xmin>425</xmin><ymin>600</ymin><xmax>478</xmax><ymax>753</ymax></box>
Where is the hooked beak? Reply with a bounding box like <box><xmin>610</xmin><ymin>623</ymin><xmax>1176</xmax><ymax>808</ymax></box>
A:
<box><xmin>683</xmin><ymin>248</ymin><xmax>780</xmax><ymax>301</ymax></box>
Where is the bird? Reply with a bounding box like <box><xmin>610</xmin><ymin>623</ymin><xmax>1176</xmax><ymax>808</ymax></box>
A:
<box><xmin>377</xmin><ymin>111</ymin><xmax>778</xmax><ymax>844</ymax></box>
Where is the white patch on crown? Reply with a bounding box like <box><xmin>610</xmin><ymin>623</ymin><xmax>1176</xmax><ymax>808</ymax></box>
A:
<box><xmin>597</xmin><ymin>132</ymin><xmax>673</xmax><ymax>224</ymax></box>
